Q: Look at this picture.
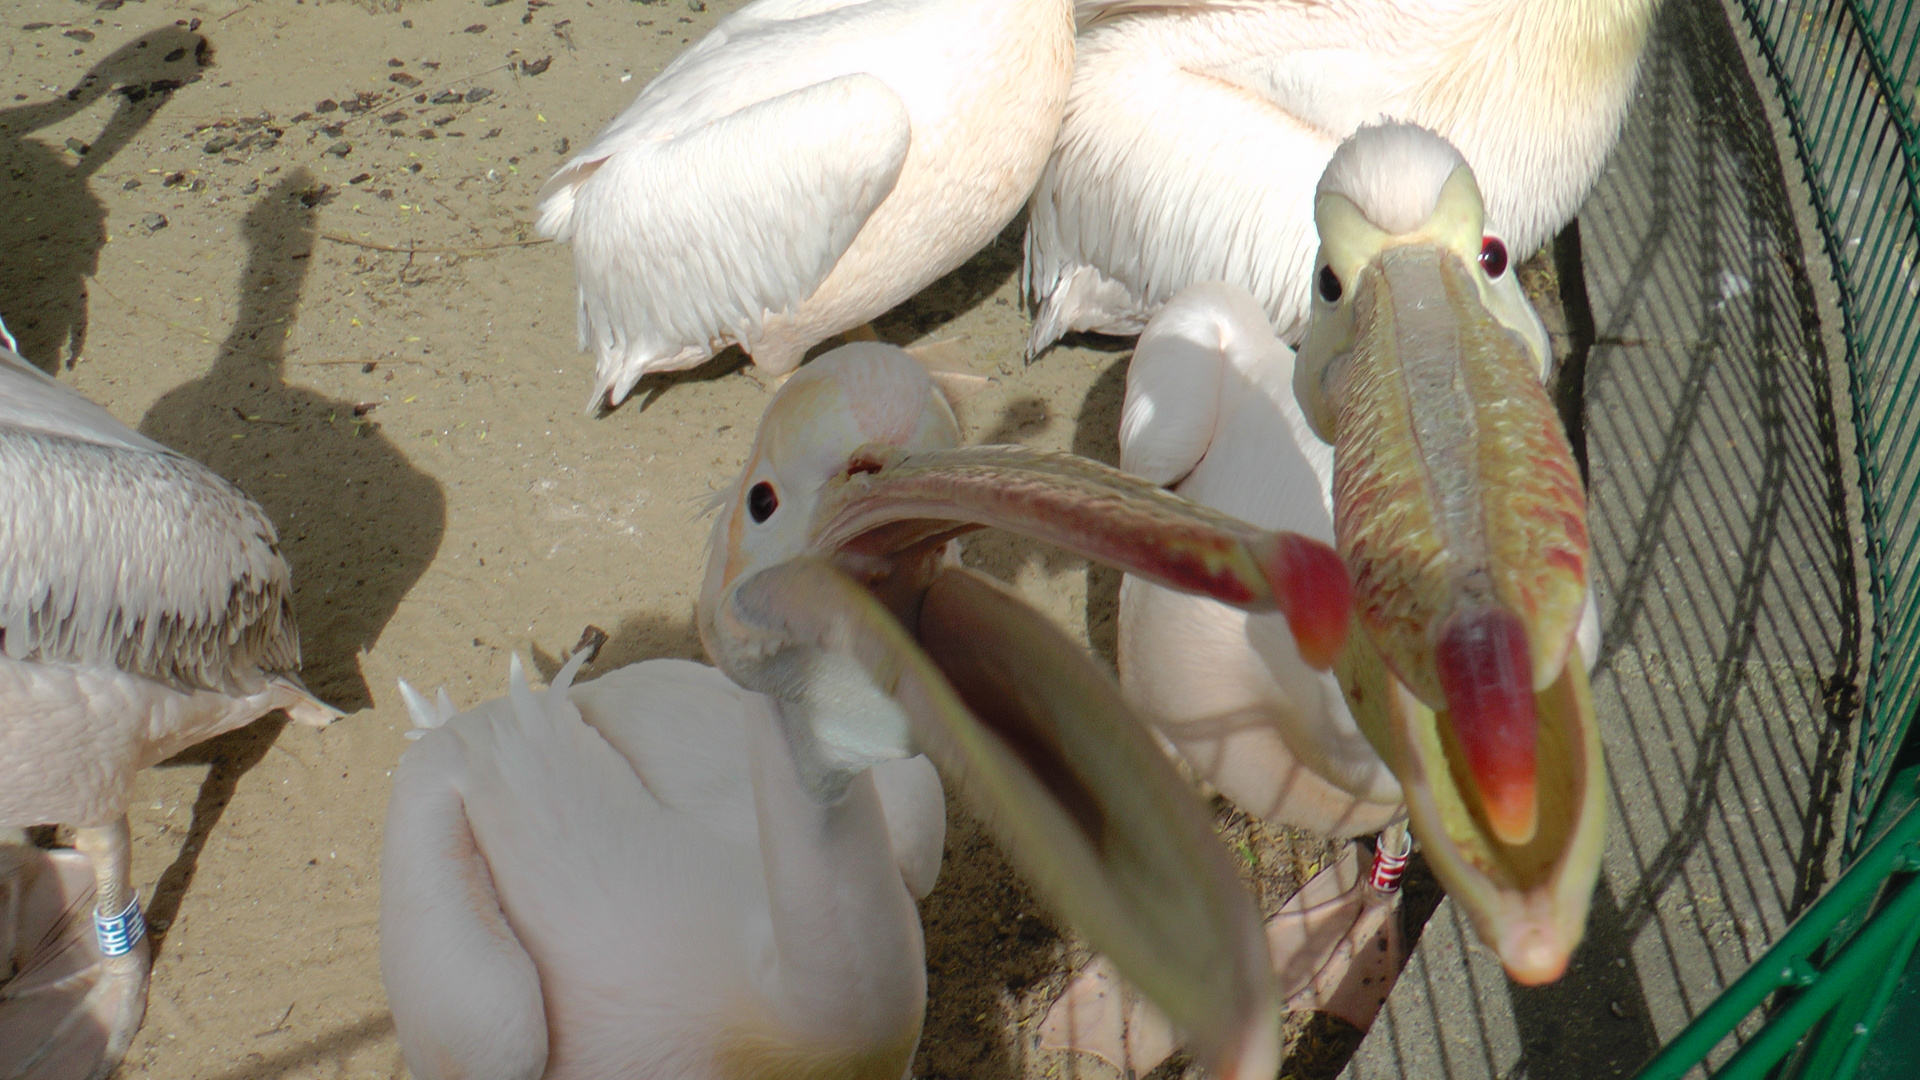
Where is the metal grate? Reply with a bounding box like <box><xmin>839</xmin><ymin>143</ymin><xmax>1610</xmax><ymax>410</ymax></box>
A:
<box><xmin>1635</xmin><ymin>0</ymin><xmax>1920</xmax><ymax>1076</ymax></box>
<box><xmin>1738</xmin><ymin>0</ymin><xmax>1920</xmax><ymax>853</ymax></box>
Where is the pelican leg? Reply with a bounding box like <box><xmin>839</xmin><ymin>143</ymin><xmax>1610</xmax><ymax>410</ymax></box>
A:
<box><xmin>0</xmin><ymin>818</ymin><xmax>149</xmax><ymax>1080</ymax></box>
<box><xmin>1271</xmin><ymin>823</ymin><xmax>1410</xmax><ymax>1031</ymax></box>
<box><xmin>1039</xmin><ymin>824</ymin><xmax>1413</xmax><ymax>1073</ymax></box>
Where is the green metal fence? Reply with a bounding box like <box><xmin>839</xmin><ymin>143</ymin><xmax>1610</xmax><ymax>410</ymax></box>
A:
<box><xmin>1633</xmin><ymin>0</ymin><xmax>1920</xmax><ymax>1076</ymax></box>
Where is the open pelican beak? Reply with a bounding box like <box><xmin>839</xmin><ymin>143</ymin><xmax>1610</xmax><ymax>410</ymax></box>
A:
<box><xmin>727</xmin><ymin>558</ymin><xmax>1281</xmax><ymax>1080</ymax></box>
<box><xmin>805</xmin><ymin>443</ymin><xmax>1352</xmax><ymax>669</ymax></box>
<box><xmin>1326</xmin><ymin>239</ymin><xmax>1601</xmax><ymax>983</ymax></box>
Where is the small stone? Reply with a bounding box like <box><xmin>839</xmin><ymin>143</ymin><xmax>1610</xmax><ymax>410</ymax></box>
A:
<box><xmin>315</xmin><ymin>99</ymin><xmax>339</xmax><ymax>113</ymax></box>
<box><xmin>553</xmin><ymin>136</ymin><xmax>570</xmax><ymax>155</ymax></box>
<box><xmin>188</xmin><ymin>178</ymin><xmax>206</xmax><ymax>192</ymax></box>
<box><xmin>377</xmin><ymin>189</ymin><xmax>395</xmax><ymax>201</ymax></box>
<box><xmin>348</xmin><ymin>172</ymin><xmax>371</xmax><ymax>185</ymax></box>
<box><xmin>431</xmin><ymin>90</ymin><xmax>462</xmax><ymax>105</ymax></box>
<box><xmin>464</xmin><ymin>23</ymin><xmax>487</xmax><ymax>33</ymax></box>
<box><xmin>291</xmin><ymin>111</ymin><xmax>312</xmax><ymax>123</ymax></box>
<box><xmin>401</xmin><ymin>19</ymin><xmax>413</xmax><ymax>28</ymax></box>
<box><xmin>64</xmin><ymin>137</ymin><xmax>90</xmax><ymax>155</ymax></box>
<box><xmin>21</xmin><ymin>23</ymin><xmax>52</xmax><ymax>31</ymax></box>
<box><xmin>325</xmin><ymin>141</ymin><xmax>352</xmax><ymax>157</ymax></box>
<box><xmin>465</xmin><ymin>87</ymin><xmax>492</xmax><ymax>103</ymax></box>
<box><xmin>63</xmin><ymin>29</ymin><xmax>96</xmax><ymax>42</ymax></box>
<box><xmin>382</xmin><ymin>110</ymin><xmax>408</xmax><ymax>124</ymax></box>
<box><xmin>389</xmin><ymin>71</ymin><xmax>422</xmax><ymax>88</ymax></box>
<box><xmin>519</xmin><ymin>55</ymin><xmax>552</xmax><ymax>76</ymax></box>
<box><xmin>388</xmin><ymin>58</ymin><xmax>405</xmax><ymax>67</ymax></box>
<box><xmin>162</xmin><ymin>171</ymin><xmax>186</xmax><ymax>187</ymax></box>
<box><xmin>319</xmin><ymin>123</ymin><xmax>345</xmax><ymax>138</ymax></box>
<box><xmin>483</xmin><ymin>0</ymin><xmax>512</xmax><ymax>6</ymax></box>
<box><xmin>122</xmin><ymin>179</ymin><xmax>141</xmax><ymax>190</ymax></box>
<box><xmin>203</xmin><ymin>135</ymin><xmax>236</xmax><ymax>154</ymax></box>
<box><xmin>141</xmin><ymin>212</ymin><xmax>167</xmax><ymax>232</ymax></box>
<box><xmin>241</xmin><ymin>179</ymin><xmax>259</xmax><ymax>195</ymax></box>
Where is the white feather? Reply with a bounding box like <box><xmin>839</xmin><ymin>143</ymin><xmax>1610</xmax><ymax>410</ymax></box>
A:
<box><xmin>1024</xmin><ymin>0</ymin><xmax>1658</xmax><ymax>355</ymax></box>
<box><xmin>535</xmin><ymin>0</ymin><xmax>1076</xmax><ymax>395</ymax></box>
<box><xmin>381</xmin><ymin>656</ymin><xmax>943</xmax><ymax>1080</ymax></box>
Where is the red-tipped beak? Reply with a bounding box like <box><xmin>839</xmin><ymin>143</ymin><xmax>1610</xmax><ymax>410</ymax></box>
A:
<box><xmin>1263</xmin><ymin>532</ymin><xmax>1352</xmax><ymax>671</ymax></box>
<box><xmin>1435</xmin><ymin>605</ymin><xmax>1538</xmax><ymax>846</ymax></box>
<box><xmin>806</xmin><ymin>444</ymin><xmax>1352</xmax><ymax>669</ymax></box>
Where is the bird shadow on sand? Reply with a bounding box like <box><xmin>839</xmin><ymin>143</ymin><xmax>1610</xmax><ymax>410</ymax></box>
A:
<box><xmin>135</xmin><ymin>170</ymin><xmax>446</xmax><ymax>952</ymax></box>
<box><xmin>0</xmin><ymin>25</ymin><xmax>209</xmax><ymax>371</ymax></box>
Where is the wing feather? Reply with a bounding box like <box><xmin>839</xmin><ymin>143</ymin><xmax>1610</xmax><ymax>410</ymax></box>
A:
<box><xmin>539</xmin><ymin>74</ymin><xmax>912</xmax><ymax>402</ymax></box>
<box><xmin>0</xmin><ymin>359</ymin><xmax>299</xmax><ymax>692</ymax></box>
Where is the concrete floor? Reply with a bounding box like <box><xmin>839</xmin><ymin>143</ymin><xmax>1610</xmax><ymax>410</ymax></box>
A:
<box><xmin>1343</xmin><ymin>0</ymin><xmax>1868</xmax><ymax>1076</ymax></box>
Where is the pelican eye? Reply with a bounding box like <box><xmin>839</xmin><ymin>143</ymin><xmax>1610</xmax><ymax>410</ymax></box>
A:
<box><xmin>748</xmin><ymin>481</ymin><xmax>779</xmax><ymax>523</ymax></box>
<box><xmin>1316</xmin><ymin>264</ymin><xmax>1342</xmax><ymax>303</ymax></box>
<box><xmin>1479</xmin><ymin>237</ymin><xmax>1509</xmax><ymax>279</ymax></box>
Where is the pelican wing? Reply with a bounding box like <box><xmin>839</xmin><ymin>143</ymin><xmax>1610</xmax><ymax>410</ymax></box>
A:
<box><xmin>1024</xmin><ymin>46</ymin><xmax>1337</xmax><ymax>355</ymax></box>
<box><xmin>381</xmin><ymin>724</ymin><xmax>550</xmax><ymax>1080</ymax></box>
<box><xmin>536</xmin><ymin>74</ymin><xmax>911</xmax><ymax>400</ymax></box>
<box><xmin>0</xmin><ymin>356</ymin><xmax>300</xmax><ymax>693</ymax></box>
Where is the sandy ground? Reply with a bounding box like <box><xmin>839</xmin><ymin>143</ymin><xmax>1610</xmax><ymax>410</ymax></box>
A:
<box><xmin>0</xmin><ymin>1</ymin><xmax>1365</xmax><ymax>1077</ymax></box>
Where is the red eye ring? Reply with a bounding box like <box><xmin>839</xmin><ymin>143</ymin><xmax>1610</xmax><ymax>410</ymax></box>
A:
<box><xmin>1479</xmin><ymin>237</ymin><xmax>1509</xmax><ymax>279</ymax></box>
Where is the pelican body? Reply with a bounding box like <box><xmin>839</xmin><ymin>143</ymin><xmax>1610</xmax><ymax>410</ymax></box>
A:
<box><xmin>0</xmin><ymin>336</ymin><xmax>335</xmax><ymax>1079</ymax></box>
<box><xmin>382</xmin><ymin>654</ymin><xmax>943</xmax><ymax>1080</ymax></box>
<box><xmin>537</xmin><ymin>0</ymin><xmax>1075</xmax><ymax>406</ymax></box>
<box><xmin>1022</xmin><ymin>0</ymin><xmax>1658</xmax><ymax>356</ymax></box>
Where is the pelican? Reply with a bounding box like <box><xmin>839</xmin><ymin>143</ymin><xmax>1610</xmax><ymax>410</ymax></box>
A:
<box><xmin>382</xmin><ymin>653</ymin><xmax>945</xmax><ymax>1080</ymax></box>
<box><xmin>535</xmin><ymin>0</ymin><xmax>1076</xmax><ymax>408</ymax></box>
<box><xmin>1023</xmin><ymin>0</ymin><xmax>1659</xmax><ymax>357</ymax></box>
<box><xmin>1045</xmin><ymin>124</ymin><xmax>1605</xmax><ymax>1072</ymax></box>
<box><xmin>380</xmin><ymin>342</ymin><xmax>1361</xmax><ymax>1079</ymax></box>
<box><xmin>0</xmin><ymin>321</ymin><xmax>337</xmax><ymax>1079</ymax></box>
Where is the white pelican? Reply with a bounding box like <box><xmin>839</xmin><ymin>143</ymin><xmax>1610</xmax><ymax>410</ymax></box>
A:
<box><xmin>1045</xmin><ymin>123</ymin><xmax>1606</xmax><ymax>1073</ymax></box>
<box><xmin>536</xmin><ymin>0</ymin><xmax>1076</xmax><ymax>408</ymax></box>
<box><xmin>1022</xmin><ymin>0</ymin><xmax>1659</xmax><ymax>357</ymax></box>
<box><xmin>0</xmin><ymin>323</ymin><xmax>338</xmax><ymax>1079</ymax></box>
<box><xmin>380</xmin><ymin>342</ymin><xmax>1362</xmax><ymax>1080</ymax></box>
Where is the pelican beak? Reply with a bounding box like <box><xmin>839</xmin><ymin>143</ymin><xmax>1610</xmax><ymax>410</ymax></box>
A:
<box><xmin>1323</xmin><ymin>232</ymin><xmax>1601</xmax><ymax>984</ymax></box>
<box><xmin>727</xmin><ymin>559</ymin><xmax>1282</xmax><ymax>1079</ymax></box>
<box><xmin>805</xmin><ymin>443</ymin><xmax>1352</xmax><ymax>669</ymax></box>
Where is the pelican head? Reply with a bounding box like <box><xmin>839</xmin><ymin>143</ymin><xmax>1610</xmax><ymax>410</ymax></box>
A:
<box><xmin>1293</xmin><ymin>123</ymin><xmax>1603</xmax><ymax>985</ymax></box>
<box><xmin>696</xmin><ymin>342</ymin><xmax>1364</xmax><ymax>1078</ymax></box>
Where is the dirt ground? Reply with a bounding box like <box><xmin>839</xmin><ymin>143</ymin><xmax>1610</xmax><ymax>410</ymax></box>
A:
<box><xmin>1</xmin><ymin>1</ymin><xmax>1355</xmax><ymax>1077</ymax></box>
